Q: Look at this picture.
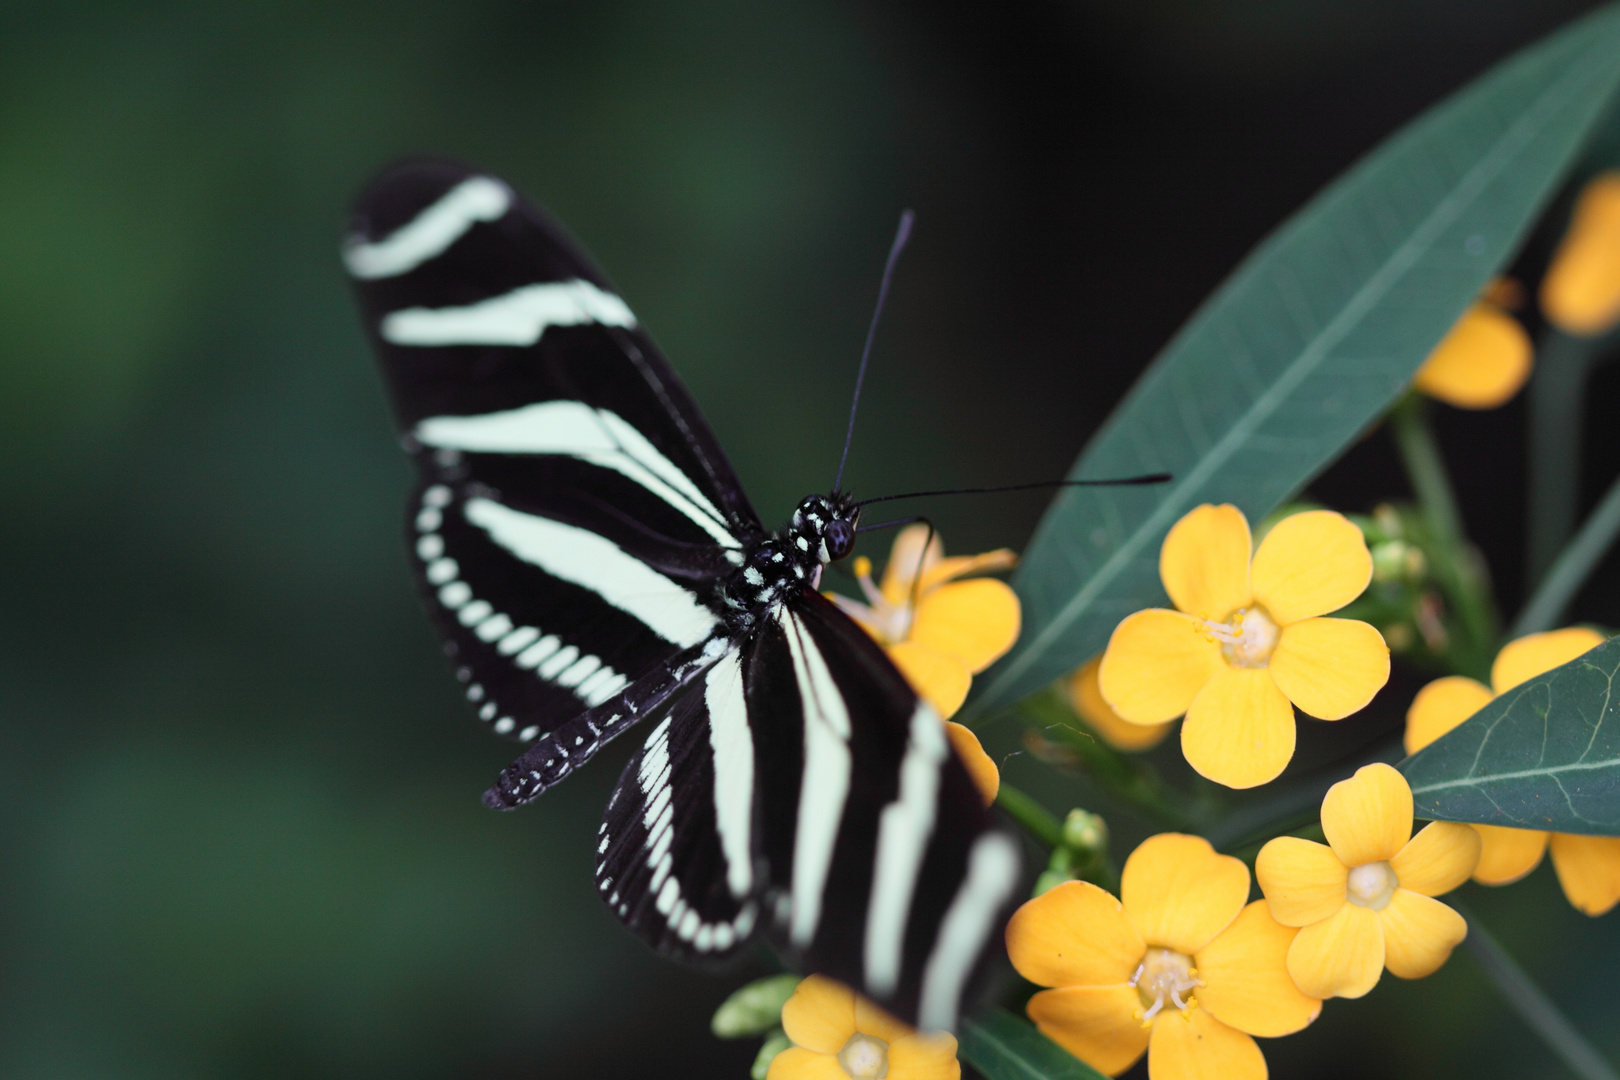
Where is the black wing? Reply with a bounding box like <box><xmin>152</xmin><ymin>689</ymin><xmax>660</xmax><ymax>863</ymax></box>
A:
<box><xmin>346</xmin><ymin>161</ymin><xmax>763</xmax><ymax>744</ymax></box>
<box><xmin>596</xmin><ymin>590</ymin><xmax>1022</xmax><ymax>1030</ymax></box>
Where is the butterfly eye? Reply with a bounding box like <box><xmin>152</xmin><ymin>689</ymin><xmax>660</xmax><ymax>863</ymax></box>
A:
<box><xmin>825</xmin><ymin>519</ymin><xmax>855</xmax><ymax>561</ymax></box>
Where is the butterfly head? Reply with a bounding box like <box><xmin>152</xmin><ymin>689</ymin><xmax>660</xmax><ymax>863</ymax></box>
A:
<box><xmin>792</xmin><ymin>492</ymin><xmax>860</xmax><ymax>565</ymax></box>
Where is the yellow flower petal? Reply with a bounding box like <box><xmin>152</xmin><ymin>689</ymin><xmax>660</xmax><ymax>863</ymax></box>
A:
<box><xmin>1286</xmin><ymin>902</ymin><xmax>1385</xmax><ymax>1000</ymax></box>
<box><xmin>911</xmin><ymin>578</ymin><xmax>1020</xmax><ymax>674</ymax></box>
<box><xmin>768</xmin><ymin>1046</ymin><xmax>848</xmax><ymax>1080</ymax></box>
<box><xmin>1249</xmin><ymin>510</ymin><xmax>1372</xmax><ymax>625</ymax></box>
<box><xmin>1491</xmin><ymin>627</ymin><xmax>1607</xmax><ymax>693</ymax></box>
<box><xmin>781</xmin><ymin>975</ymin><xmax>856</xmax><ymax>1054</ymax></box>
<box><xmin>1181</xmin><ymin>666</ymin><xmax>1296</xmax><ymax>789</ymax></box>
<box><xmin>1378</xmin><ymin>889</ymin><xmax>1466</xmax><ymax>979</ymax></box>
<box><xmin>944</xmin><ymin>722</ymin><xmax>998</xmax><ymax>806</ymax></box>
<box><xmin>1195</xmin><ymin>900</ymin><xmax>1322</xmax><ymax>1038</ymax></box>
<box><xmin>1471</xmin><ymin>824</ymin><xmax>1548</xmax><ymax>885</ymax></box>
<box><xmin>887</xmin><ymin>641</ymin><xmax>971</xmax><ymax>720</ymax></box>
<box><xmin>855</xmin><ymin>995</ymin><xmax>915</xmax><ymax>1045</ymax></box>
<box><xmin>1026</xmin><ymin>985</ymin><xmax>1148</xmax><ymax>1077</ymax></box>
<box><xmin>1541</xmin><ymin>171</ymin><xmax>1620</xmax><ymax>337</ymax></box>
<box><xmin>1255</xmin><ymin>837</ymin><xmax>1348</xmax><ymax>928</ymax></box>
<box><xmin>1549</xmin><ymin>833</ymin><xmax>1620</xmax><ymax>916</ymax></box>
<box><xmin>1159</xmin><ymin>503</ymin><xmax>1253</xmax><ymax>619</ymax></box>
<box><xmin>1121</xmin><ymin>834</ymin><xmax>1250</xmax><ymax>955</ymax></box>
<box><xmin>887</xmin><ymin>1032</ymin><xmax>961</xmax><ymax>1080</ymax></box>
<box><xmin>917</xmin><ymin>549</ymin><xmax>1017</xmax><ymax>595</ymax></box>
<box><xmin>879</xmin><ymin>524</ymin><xmax>945</xmax><ymax>603</ymax></box>
<box><xmin>1006</xmin><ymin>880</ymin><xmax>1146</xmax><ymax>989</ymax></box>
<box><xmin>1412</xmin><ymin>302</ymin><xmax>1533</xmax><ymax>409</ymax></box>
<box><xmin>1405</xmin><ymin>676</ymin><xmax>1493</xmax><ymax>754</ymax></box>
<box><xmin>1066</xmin><ymin>655</ymin><xmax>1174</xmax><ymax>752</ymax></box>
<box><xmin>1268</xmin><ymin>617</ymin><xmax>1389</xmax><ymax>720</ymax></box>
<box><xmin>1321</xmin><ymin>763</ymin><xmax>1413</xmax><ymax>868</ymax></box>
<box><xmin>1146</xmin><ymin>1007</ymin><xmax>1266</xmax><ymax>1080</ymax></box>
<box><xmin>1099</xmin><ymin>609</ymin><xmax>1224</xmax><ymax>725</ymax></box>
<box><xmin>1389</xmin><ymin>821</ymin><xmax>1480</xmax><ymax>897</ymax></box>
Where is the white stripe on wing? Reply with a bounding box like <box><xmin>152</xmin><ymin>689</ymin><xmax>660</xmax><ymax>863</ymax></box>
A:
<box><xmin>704</xmin><ymin>652</ymin><xmax>755</xmax><ymax>899</ymax></box>
<box><xmin>415</xmin><ymin>400</ymin><xmax>738</xmax><ymax>547</ymax></box>
<box><xmin>782</xmin><ymin>608</ymin><xmax>853</xmax><ymax>948</ymax></box>
<box><xmin>917</xmin><ymin>832</ymin><xmax>1020</xmax><ymax>1033</ymax></box>
<box><xmin>864</xmin><ymin>701</ymin><xmax>948</xmax><ymax>996</ymax></box>
<box><xmin>381</xmin><ymin>279</ymin><xmax>635</xmax><ymax>346</ymax></box>
<box><xmin>343</xmin><ymin>176</ymin><xmax>510</xmax><ymax>279</ymax></box>
<box><xmin>464</xmin><ymin>497</ymin><xmax>720</xmax><ymax>648</ymax></box>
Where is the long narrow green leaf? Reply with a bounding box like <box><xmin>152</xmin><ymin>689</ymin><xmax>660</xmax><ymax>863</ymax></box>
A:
<box><xmin>973</xmin><ymin>3</ymin><xmax>1620</xmax><ymax>713</ymax></box>
<box><xmin>1402</xmin><ymin>634</ymin><xmax>1620</xmax><ymax>834</ymax></box>
<box><xmin>959</xmin><ymin>1009</ymin><xmax>1109</xmax><ymax>1080</ymax></box>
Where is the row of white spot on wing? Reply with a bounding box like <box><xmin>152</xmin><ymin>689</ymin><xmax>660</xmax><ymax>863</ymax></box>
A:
<box><xmin>414</xmin><ymin>483</ymin><xmax>629</xmax><ymax>741</ymax></box>
<box><xmin>595</xmin><ymin>716</ymin><xmax>758</xmax><ymax>954</ymax></box>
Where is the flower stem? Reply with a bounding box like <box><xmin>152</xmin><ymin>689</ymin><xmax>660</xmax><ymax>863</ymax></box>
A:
<box><xmin>1455</xmin><ymin>900</ymin><xmax>1620</xmax><ymax>1080</ymax></box>
<box><xmin>1014</xmin><ymin>690</ymin><xmax>1201</xmax><ymax>829</ymax></box>
<box><xmin>1391</xmin><ymin>394</ymin><xmax>1464</xmax><ymax>547</ymax></box>
<box><xmin>1527</xmin><ymin>330</ymin><xmax>1600</xmax><ymax>586</ymax></box>
<box><xmin>995</xmin><ymin>784</ymin><xmax>1064</xmax><ymax>850</ymax></box>
<box><xmin>1389</xmin><ymin>395</ymin><xmax>1498</xmax><ymax>680</ymax></box>
<box><xmin>1512</xmin><ymin>465</ymin><xmax>1620</xmax><ymax>637</ymax></box>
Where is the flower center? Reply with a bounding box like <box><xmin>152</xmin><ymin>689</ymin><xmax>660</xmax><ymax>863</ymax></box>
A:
<box><xmin>837</xmin><ymin>1033</ymin><xmax>889</xmax><ymax>1079</ymax></box>
<box><xmin>1129</xmin><ymin>946</ymin><xmax>1200</xmax><ymax>1028</ymax></box>
<box><xmin>1345</xmin><ymin>860</ymin><xmax>1398</xmax><ymax>910</ymax></box>
<box><xmin>1202</xmin><ymin>606</ymin><xmax>1281</xmax><ymax>668</ymax></box>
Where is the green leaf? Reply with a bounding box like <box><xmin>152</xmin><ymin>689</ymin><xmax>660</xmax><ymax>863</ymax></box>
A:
<box><xmin>971</xmin><ymin>2</ymin><xmax>1620</xmax><ymax>714</ymax></box>
<box><xmin>958</xmin><ymin>1009</ymin><xmax>1110</xmax><ymax>1080</ymax></box>
<box><xmin>1403</xmin><ymin>634</ymin><xmax>1620</xmax><ymax>834</ymax></box>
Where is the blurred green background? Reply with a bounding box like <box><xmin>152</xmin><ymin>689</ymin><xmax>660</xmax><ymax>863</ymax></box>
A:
<box><xmin>4</xmin><ymin>1</ymin><xmax>1619</xmax><ymax>1077</ymax></box>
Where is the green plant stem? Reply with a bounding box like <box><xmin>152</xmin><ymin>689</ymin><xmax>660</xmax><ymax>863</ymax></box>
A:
<box><xmin>1513</xmin><ymin>467</ymin><xmax>1620</xmax><ymax>636</ymax></box>
<box><xmin>1455</xmin><ymin>900</ymin><xmax>1620</xmax><ymax>1080</ymax></box>
<box><xmin>1391</xmin><ymin>394</ymin><xmax>1465</xmax><ymax>547</ymax></box>
<box><xmin>1527</xmin><ymin>330</ymin><xmax>1599</xmax><ymax>585</ymax></box>
<box><xmin>1390</xmin><ymin>395</ymin><xmax>1498</xmax><ymax>679</ymax></box>
<box><xmin>1015</xmin><ymin>690</ymin><xmax>1201</xmax><ymax>829</ymax></box>
<box><xmin>995</xmin><ymin>784</ymin><xmax>1064</xmax><ymax>850</ymax></box>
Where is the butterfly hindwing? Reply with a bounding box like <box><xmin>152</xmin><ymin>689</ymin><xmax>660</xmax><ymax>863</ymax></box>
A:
<box><xmin>347</xmin><ymin>161</ymin><xmax>763</xmax><ymax>742</ymax></box>
<box><xmin>756</xmin><ymin>591</ymin><xmax>1021</xmax><ymax>1030</ymax></box>
<box><xmin>595</xmin><ymin>648</ymin><xmax>761</xmax><ymax>963</ymax></box>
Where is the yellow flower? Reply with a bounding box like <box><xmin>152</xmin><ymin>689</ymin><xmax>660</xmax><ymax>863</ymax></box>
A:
<box><xmin>1007</xmin><ymin>834</ymin><xmax>1320</xmax><ymax>1080</ymax></box>
<box><xmin>1099</xmin><ymin>505</ymin><xmax>1390</xmax><ymax>789</ymax></box>
<box><xmin>831</xmin><ymin>524</ymin><xmax>1019</xmax><ymax>719</ymax></box>
<box><xmin>1412</xmin><ymin>295</ymin><xmax>1532</xmax><ymax>409</ymax></box>
<box><xmin>1542</xmin><ymin>171</ymin><xmax>1620</xmax><ymax>336</ymax></box>
<box><xmin>1256</xmin><ymin>763</ymin><xmax>1480</xmax><ymax>999</ymax></box>
<box><xmin>1405</xmin><ymin>627</ymin><xmax>1620</xmax><ymax>915</ymax></box>
<box><xmin>1065</xmin><ymin>655</ymin><xmax>1172</xmax><ymax>752</ymax></box>
<box><xmin>766</xmin><ymin>975</ymin><xmax>960</xmax><ymax>1080</ymax></box>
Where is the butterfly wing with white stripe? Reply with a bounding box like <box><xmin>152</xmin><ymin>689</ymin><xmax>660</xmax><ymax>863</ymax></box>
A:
<box><xmin>593</xmin><ymin>648</ymin><xmax>761</xmax><ymax>962</ymax></box>
<box><xmin>596</xmin><ymin>588</ymin><xmax>1021</xmax><ymax>1028</ymax></box>
<box><xmin>347</xmin><ymin>161</ymin><xmax>762</xmax><ymax>743</ymax></box>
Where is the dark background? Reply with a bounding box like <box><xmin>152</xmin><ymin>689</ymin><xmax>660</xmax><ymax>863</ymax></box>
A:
<box><xmin>3</xmin><ymin>1</ymin><xmax>1618</xmax><ymax>1077</ymax></box>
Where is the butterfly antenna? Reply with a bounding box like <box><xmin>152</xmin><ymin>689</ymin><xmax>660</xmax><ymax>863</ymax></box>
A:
<box><xmin>856</xmin><ymin>473</ymin><xmax>1171</xmax><ymax>508</ymax></box>
<box><xmin>833</xmin><ymin>209</ymin><xmax>915</xmax><ymax>495</ymax></box>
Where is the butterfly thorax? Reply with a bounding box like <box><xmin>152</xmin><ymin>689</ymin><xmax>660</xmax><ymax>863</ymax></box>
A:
<box><xmin>718</xmin><ymin>493</ymin><xmax>858</xmax><ymax>635</ymax></box>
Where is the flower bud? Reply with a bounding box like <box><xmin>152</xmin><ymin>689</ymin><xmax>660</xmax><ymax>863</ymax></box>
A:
<box><xmin>711</xmin><ymin>974</ymin><xmax>802</xmax><ymax>1038</ymax></box>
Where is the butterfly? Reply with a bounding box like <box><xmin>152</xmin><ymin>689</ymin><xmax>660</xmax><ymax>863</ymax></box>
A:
<box><xmin>343</xmin><ymin>161</ymin><xmax>1022</xmax><ymax>1031</ymax></box>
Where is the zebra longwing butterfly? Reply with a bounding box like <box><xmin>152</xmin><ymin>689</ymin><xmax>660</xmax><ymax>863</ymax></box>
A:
<box><xmin>345</xmin><ymin>161</ymin><xmax>1022</xmax><ymax>1031</ymax></box>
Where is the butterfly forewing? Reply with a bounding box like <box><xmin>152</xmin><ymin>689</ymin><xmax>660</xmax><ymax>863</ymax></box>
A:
<box><xmin>348</xmin><ymin>162</ymin><xmax>762</xmax><ymax>743</ymax></box>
